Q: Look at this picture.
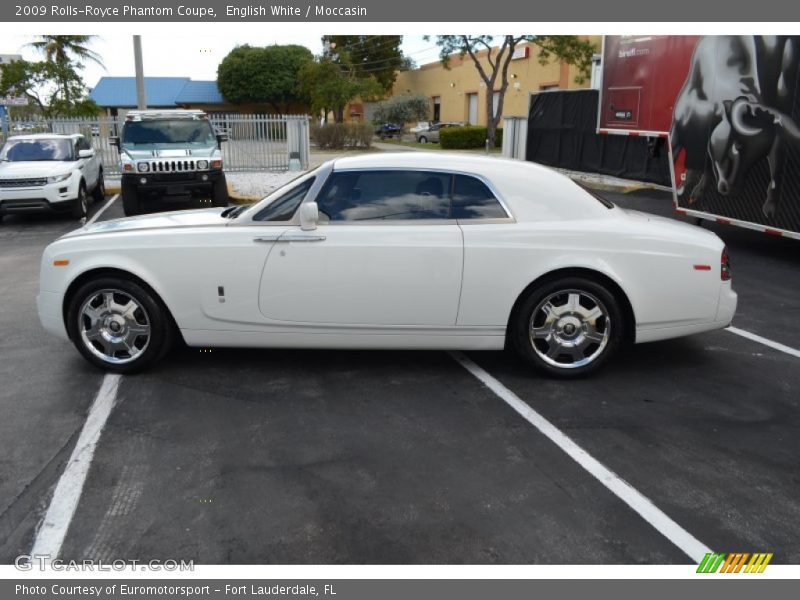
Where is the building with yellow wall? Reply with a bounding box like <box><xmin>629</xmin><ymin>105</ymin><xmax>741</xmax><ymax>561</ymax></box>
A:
<box><xmin>386</xmin><ymin>37</ymin><xmax>601</xmax><ymax>125</ymax></box>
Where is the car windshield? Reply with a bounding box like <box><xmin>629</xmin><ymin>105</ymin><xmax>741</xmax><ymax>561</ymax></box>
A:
<box><xmin>0</xmin><ymin>138</ymin><xmax>74</xmax><ymax>162</ymax></box>
<box><xmin>122</xmin><ymin>119</ymin><xmax>216</xmax><ymax>147</ymax></box>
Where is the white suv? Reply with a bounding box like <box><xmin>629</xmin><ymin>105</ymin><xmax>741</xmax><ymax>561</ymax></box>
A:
<box><xmin>0</xmin><ymin>133</ymin><xmax>104</xmax><ymax>222</ymax></box>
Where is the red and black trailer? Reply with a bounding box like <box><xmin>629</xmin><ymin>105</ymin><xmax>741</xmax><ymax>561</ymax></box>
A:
<box><xmin>599</xmin><ymin>35</ymin><xmax>800</xmax><ymax>240</ymax></box>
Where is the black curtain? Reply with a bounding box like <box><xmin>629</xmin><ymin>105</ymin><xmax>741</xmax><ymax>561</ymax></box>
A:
<box><xmin>526</xmin><ymin>90</ymin><xmax>671</xmax><ymax>186</ymax></box>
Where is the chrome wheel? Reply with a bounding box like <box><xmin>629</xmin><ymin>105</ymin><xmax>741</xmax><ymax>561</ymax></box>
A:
<box><xmin>529</xmin><ymin>289</ymin><xmax>611</xmax><ymax>369</ymax></box>
<box><xmin>78</xmin><ymin>289</ymin><xmax>151</xmax><ymax>364</ymax></box>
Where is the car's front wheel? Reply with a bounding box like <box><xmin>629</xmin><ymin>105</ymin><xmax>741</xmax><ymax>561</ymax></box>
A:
<box><xmin>212</xmin><ymin>175</ymin><xmax>229</xmax><ymax>207</ymax></box>
<box><xmin>511</xmin><ymin>277</ymin><xmax>623</xmax><ymax>377</ymax></box>
<box><xmin>418</xmin><ymin>135</ymin><xmax>427</xmax><ymax>144</ymax></box>
<box><xmin>121</xmin><ymin>180</ymin><xmax>141</xmax><ymax>216</ymax></box>
<box><xmin>66</xmin><ymin>277</ymin><xmax>175</xmax><ymax>373</ymax></box>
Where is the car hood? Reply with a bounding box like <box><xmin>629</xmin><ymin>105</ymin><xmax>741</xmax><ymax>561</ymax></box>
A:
<box><xmin>0</xmin><ymin>161</ymin><xmax>74</xmax><ymax>178</ymax></box>
<box><xmin>121</xmin><ymin>147</ymin><xmax>219</xmax><ymax>160</ymax></box>
<box><xmin>63</xmin><ymin>207</ymin><xmax>229</xmax><ymax>238</ymax></box>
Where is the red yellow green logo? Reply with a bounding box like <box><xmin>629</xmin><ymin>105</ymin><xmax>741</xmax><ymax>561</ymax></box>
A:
<box><xmin>697</xmin><ymin>552</ymin><xmax>773</xmax><ymax>573</ymax></box>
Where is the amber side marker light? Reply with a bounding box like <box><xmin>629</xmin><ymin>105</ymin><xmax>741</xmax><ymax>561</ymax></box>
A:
<box><xmin>53</xmin><ymin>259</ymin><xmax>70</xmax><ymax>266</ymax></box>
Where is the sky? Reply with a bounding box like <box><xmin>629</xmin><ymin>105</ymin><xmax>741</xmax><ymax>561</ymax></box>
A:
<box><xmin>1</xmin><ymin>34</ymin><xmax>444</xmax><ymax>90</ymax></box>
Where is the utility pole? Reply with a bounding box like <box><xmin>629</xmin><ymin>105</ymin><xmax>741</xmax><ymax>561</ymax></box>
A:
<box><xmin>133</xmin><ymin>35</ymin><xmax>147</xmax><ymax>109</ymax></box>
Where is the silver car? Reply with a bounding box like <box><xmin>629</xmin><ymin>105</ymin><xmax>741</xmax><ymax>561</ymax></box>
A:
<box><xmin>416</xmin><ymin>122</ymin><xmax>464</xmax><ymax>144</ymax></box>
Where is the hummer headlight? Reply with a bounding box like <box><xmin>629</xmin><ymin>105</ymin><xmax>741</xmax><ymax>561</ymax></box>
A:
<box><xmin>197</xmin><ymin>160</ymin><xmax>209</xmax><ymax>170</ymax></box>
<box><xmin>137</xmin><ymin>162</ymin><xmax>150</xmax><ymax>173</ymax></box>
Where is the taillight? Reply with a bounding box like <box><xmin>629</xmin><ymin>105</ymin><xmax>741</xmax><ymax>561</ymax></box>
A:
<box><xmin>721</xmin><ymin>246</ymin><xmax>731</xmax><ymax>281</ymax></box>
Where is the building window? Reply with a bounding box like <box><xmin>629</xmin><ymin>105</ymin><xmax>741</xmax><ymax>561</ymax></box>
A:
<box><xmin>467</xmin><ymin>93</ymin><xmax>478</xmax><ymax>125</ymax></box>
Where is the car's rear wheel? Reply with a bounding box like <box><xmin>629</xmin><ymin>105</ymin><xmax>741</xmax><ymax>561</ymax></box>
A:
<box><xmin>511</xmin><ymin>277</ymin><xmax>623</xmax><ymax>377</ymax></box>
<box><xmin>418</xmin><ymin>135</ymin><xmax>427</xmax><ymax>144</ymax></box>
<box><xmin>92</xmin><ymin>171</ymin><xmax>105</xmax><ymax>201</ymax></box>
<box><xmin>66</xmin><ymin>277</ymin><xmax>174</xmax><ymax>373</ymax></box>
<box><xmin>71</xmin><ymin>184</ymin><xmax>88</xmax><ymax>219</ymax></box>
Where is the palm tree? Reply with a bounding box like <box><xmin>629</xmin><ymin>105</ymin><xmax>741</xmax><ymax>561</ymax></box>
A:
<box><xmin>26</xmin><ymin>36</ymin><xmax>104</xmax><ymax>102</ymax></box>
<box><xmin>27</xmin><ymin>35</ymin><xmax>104</xmax><ymax>68</ymax></box>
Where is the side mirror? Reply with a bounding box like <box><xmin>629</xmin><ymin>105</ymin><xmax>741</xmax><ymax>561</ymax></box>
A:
<box><xmin>299</xmin><ymin>202</ymin><xmax>319</xmax><ymax>231</ymax></box>
<box><xmin>78</xmin><ymin>149</ymin><xmax>95</xmax><ymax>158</ymax></box>
<box><xmin>109</xmin><ymin>136</ymin><xmax>119</xmax><ymax>148</ymax></box>
<box><xmin>217</xmin><ymin>133</ymin><xmax>228</xmax><ymax>145</ymax></box>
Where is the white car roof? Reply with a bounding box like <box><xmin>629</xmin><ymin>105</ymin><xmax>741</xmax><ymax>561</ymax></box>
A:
<box><xmin>330</xmin><ymin>152</ymin><xmax>611</xmax><ymax>223</ymax></box>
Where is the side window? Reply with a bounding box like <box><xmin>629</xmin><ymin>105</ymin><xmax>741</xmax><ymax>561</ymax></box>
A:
<box><xmin>451</xmin><ymin>175</ymin><xmax>508</xmax><ymax>219</ymax></box>
<box><xmin>317</xmin><ymin>170</ymin><xmax>451</xmax><ymax>221</ymax></box>
<box><xmin>254</xmin><ymin>177</ymin><xmax>315</xmax><ymax>221</ymax></box>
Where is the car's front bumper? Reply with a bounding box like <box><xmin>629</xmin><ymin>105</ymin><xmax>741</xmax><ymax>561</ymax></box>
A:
<box><xmin>0</xmin><ymin>179</ymin><xmax>80</xmax><ymax>214</ymax></box>
<box><xmin>123</xmin><ymin>170</ymin><xmax>224</xmax><ymax>201</ymax></box>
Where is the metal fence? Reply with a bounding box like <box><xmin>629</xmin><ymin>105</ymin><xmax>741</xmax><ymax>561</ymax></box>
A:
<box><xmin>0</xmin><ymin>114</ymin><xmax>310</xmax><ymax>175</ymax></box>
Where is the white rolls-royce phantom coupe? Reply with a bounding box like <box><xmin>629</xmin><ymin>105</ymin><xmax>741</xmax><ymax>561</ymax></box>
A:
<box><xmin>38</xmin><ymin>153</ymin><xmax>737</xmax><ymax>376</ymax></box>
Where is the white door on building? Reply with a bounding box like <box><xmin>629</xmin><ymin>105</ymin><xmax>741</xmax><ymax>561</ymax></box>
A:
<box><xmin>467</xmin><ymin>93</ymin><xmax>478</xmax><ymax>125</ymax></box>
<box><xmin>492</xmin><ymin>91</ymin><xmax>500</xmax><ymax>120</ymax></box>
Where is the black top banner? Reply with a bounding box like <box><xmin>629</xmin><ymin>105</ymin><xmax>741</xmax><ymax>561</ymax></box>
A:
<box><xmin>3</xmin><ymin>0</ymin><xmax>800</xmax><ymax>22</ymax></box>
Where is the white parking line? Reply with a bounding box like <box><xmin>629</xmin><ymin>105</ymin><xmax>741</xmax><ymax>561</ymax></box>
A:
<box><xmin>31</xmin><ymin>374</ymin><xmax>121</xmax><ymax>559</ymax></box>
<box><xmin>450</xmin><ymin>351</ymin><xmax>712</xmax><ymax>563</ymax></box>
<box><xmin>726</xmin><ymin>326</ymin><xmax>800</xmax><ymax>359</ymax></box>
<box><xmin>84</xmin><ymin>193</ymin><xmax>119</xmax><ymax>226</ymax></box>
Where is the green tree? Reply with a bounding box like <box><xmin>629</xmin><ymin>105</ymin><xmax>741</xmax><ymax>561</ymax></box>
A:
<box><xmin>217</xmin><ymin>45</ymin><xmax>314</xmax><ymax>114</ymax></box>
<box><xmin>323</xmin><ymin>35</ymin><xmax>404</xmax><ymax>93</ymax></box>
<box><xmin>429</xmin><ymin>35</ymin><xmax>596</xmax><ymax>146</ymax></box>
<box><xmin>299</xmin><ymin>58</ymin><xmax>382</xmax><ymax>123</ymax></box>
<box><xmin>372</xmin><ymin>94</ymin><xmax>430</xmax><ymax>128</ymax></box>
<box><xmin>26</xmin><ymin>35</ymin><xmax>104</xmax><ymax>104</ymax></box>
<box><xmin>0</xmin><ymin>59</ymin><xmax>98</xmax><ymax>118</ymax></box>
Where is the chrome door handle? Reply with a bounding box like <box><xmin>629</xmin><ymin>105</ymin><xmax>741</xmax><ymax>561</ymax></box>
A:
<box><xmin>281</xmin><ymin>234</ymin><xmax>326</xmax><ymax>242</ymax></box>
<box><xmin>253</xmin><ymin>234</ymin><xmax>326</xmax><ymax>243</ymax></box>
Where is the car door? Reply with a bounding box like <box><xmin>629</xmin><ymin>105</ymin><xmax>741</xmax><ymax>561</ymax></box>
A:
<box><xmin>75</xmin><ymin>136</ymin><xmax>98</xmax><ymax>189</ymax></box>
<box><xmin>258</xmin><ymin>169</ymin><xmax>464</xmax><ymax>326</ymax></box>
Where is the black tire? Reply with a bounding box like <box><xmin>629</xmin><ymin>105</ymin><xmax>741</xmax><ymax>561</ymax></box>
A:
<box><xmin>418</xmin><ymin>136</ymin><xmax>427</xmax><ymax>144</ymax></box>
<box><xmin>510</xmin><ymin>276</ymin><xmax>624</xmax><ymax>378</ymax></box>
<box><xmin>212</xmin><ymin>175</ymin><xmax>229</xmax><ymax>207</ymax></box>
<box><xmin>92</xmin><ymin>170</ymin><xmax>105</xmax><ymax>201</ymax></box>
<box><xmin>71</xmin><ymin>184</ymin><xmax>88</xmax><ymax>219</ymax></box>
<box><xmin>121</xmin><ymin>180</ymin><xmax>141</xmax><ymax>216</ymax></box>
<box><xmin>66</xmin><ymin>276</ymin><xmax>175</xmax><ymax>374</ymax></box>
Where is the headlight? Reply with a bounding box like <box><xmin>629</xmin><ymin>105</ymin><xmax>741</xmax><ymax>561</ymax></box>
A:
<box><xmin>196</xmin><ymin>160</ymin><xmax>209</xmax><ymax>170</ymax></box>
<box><xmin>46</xmin><ymin>173</ymin><xmax>71</xmax><ymax>184</ymax></box>
<box><xmin>137</xmin><ymin>162</ymin><xmax>150</xmax><ymax>173</ymax></box>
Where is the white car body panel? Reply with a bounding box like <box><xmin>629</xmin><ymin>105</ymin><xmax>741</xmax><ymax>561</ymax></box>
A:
<box><xmin>38</xmin><ymin>153</ymin><xmax>737</xmax><ymax>353</ymax></box>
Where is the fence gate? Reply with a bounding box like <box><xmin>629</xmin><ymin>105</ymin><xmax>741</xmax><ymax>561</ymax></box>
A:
<box><xmin>0</xmin><ymin>114</ymin><xmax>310</xmax><ymax>175</ymax></box>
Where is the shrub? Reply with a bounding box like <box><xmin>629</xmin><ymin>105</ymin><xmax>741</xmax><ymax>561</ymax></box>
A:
<box><xmin>311</xmin><ymin>123</ymin><xmax>373</xmax><ymax>150</ymax></box>
<box><xmin>439</xmin><ymin>126</ymin><xmax>503</xmax><ymax>150</ymax></box>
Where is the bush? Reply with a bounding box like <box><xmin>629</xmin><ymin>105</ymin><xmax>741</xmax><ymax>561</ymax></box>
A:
<box><xmin>439</xmin><ymin>126</ymin><xmax>503</xmax><ymax>150</ymax></box>
<box><xmin>311</xmin><ymin>123</ymin><xmax>373</xmax><ymax>149</ymax></box>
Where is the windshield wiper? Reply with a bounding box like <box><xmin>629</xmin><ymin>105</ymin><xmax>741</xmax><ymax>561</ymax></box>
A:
<box><xmin>221</xmin><ymin>205</ymin><xmax>248</xmax><ymax>218</ymax></box>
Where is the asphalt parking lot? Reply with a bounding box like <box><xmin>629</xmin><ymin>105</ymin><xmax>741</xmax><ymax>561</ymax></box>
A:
<box><xmin>0</xmin><ymin>188</ymin><xmax>798</xmax><ymax>565</ymax></box>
